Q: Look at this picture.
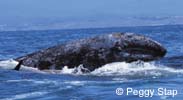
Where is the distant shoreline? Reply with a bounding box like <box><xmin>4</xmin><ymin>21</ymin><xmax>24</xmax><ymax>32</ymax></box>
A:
<box><xmin>0</xmin><ymin>24</ymin><xmax>183</xmax><ymax>32</ymax></box>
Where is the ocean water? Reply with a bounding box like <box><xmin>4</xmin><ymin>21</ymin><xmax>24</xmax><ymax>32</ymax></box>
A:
<box><xmin>0</xmin><ymin>25</ymin><xmax>183</xmax><ymax>100</ymax></box>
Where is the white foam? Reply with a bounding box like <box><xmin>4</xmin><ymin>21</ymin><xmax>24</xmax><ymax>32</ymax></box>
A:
<box><xmin>0</xmin><ymin>91</ymin><xmax>48</xmax><ymax>100</ymax></box>
<box><xmin>1</xmin><ymin>59</ymin><xmax>183</xmax><ymax>78</ymax></box>
<box><xmin>43</xmin><ymin>65</ymin><xmax>89</xmax><ymax>75</ymax></box>
<box><xmin>90</xmin><ymin>61</ymin><xmax>183</xmax><ymax>76</ymax></box>
<box><xmin>64</xmin><ymin>81</ymin><xmax>85</xmax><ymax>86</ymax></box>
<box><xmin>41</xmin><ymin>61</ymin><xmax>183</xmax><ymax>78</ymax></box>
<box><xmin>0</xmin><ymin>59</ymin><xmax>18</xmax><ymax>69</ymax></box>
<box><xmin>61</xmin><ymin>66</ymin><xmax>76</xmax><ymax>74</ymax></box>
<box><xmin>0</xmin><ymin>59</ymin><xmax>42</xmax><ymax>73</ymax></box>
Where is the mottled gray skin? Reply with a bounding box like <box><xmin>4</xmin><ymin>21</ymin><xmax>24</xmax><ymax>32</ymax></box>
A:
<box><xmin>16</xmin><ymin>33</ymin><xmax>166</xmax><ymax>71</ymax></box>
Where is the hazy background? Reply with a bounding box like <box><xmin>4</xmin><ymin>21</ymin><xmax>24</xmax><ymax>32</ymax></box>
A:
<box><xmin>0</xmin><ymin>0</ymin><xmax>183</xmax><ymax>31</ymax></box>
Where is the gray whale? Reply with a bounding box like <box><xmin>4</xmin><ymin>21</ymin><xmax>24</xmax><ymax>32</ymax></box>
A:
<box><xmin>16</xmin><ymin>33</ymin><xmax>166</xmax><ymax>72</ymax></box>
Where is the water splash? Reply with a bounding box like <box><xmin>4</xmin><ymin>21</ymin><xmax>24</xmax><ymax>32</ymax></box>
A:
<box><xmin>51</xmin><ymin>61</ymin><xmax>183</xmax><ymax>78</ymax></box>
<box><xmin>1</xmin><ymin>60</ymin><xmax>183</xmax><ymax>78</ymax></box>
<box><xmin>0</xmin><ymin>59</ymin><xmax>41</xmax><ymax>72</ymax></box>
<box><xmin>91</xmin><ymin>61</ymin><xmax>183</xmax><ymax>77</ymax></box>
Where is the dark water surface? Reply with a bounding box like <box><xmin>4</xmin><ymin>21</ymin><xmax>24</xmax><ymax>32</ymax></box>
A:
<box><xmin>0</xmin><ymin>25</ymin><xmax>183</xmax><ymax>100</ymax></box>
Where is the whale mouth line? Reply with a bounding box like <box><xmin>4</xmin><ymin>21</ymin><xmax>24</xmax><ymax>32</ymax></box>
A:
<box><xmin>118</xmin><ymin>46</ymin><xmax>166</xmax><ymax>62</ymax></box>
<box><xmin>124</xmin><ymin>48</ymin><xmax>157</xmax><ymax>55</ymax></box>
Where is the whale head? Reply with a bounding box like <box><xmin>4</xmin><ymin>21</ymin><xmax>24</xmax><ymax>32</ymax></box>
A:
<box><xmin>107</xmin><ymin>33</ymin><xmax>167</xmax><ymax>62</ymax></box>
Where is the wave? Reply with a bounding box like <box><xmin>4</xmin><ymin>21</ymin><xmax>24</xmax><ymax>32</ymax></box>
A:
<box><xmin>0</xmin><ymin>91</ymin><xmax>48</xmax><ymax>100</ymax></box>
<box><xmin>91</xmin><ymin>61</ymin><xmax>183</xmax><ymax>77</ymax></box>
<box><xmin>43</xmin><ymin>61</ymin><xmax>183</xmax><ymax>79</ymax></box>
<box><xmin>53</xmin><ymin>61</ymin><xmax>183</xmax><ymax>79</ymax></box>
<box><xmin>0</xmin><ymin>60</ymin><xmax>183</xmax><ymax>78</ymax></box>
<box><xmin>161</xmin><ymin>56</ymin><xmax>183</xmax><ymax>69</ymax></box>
